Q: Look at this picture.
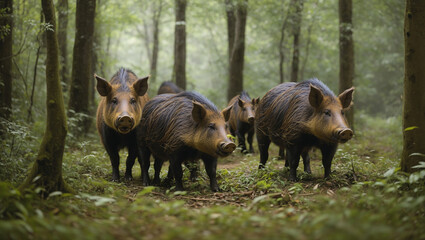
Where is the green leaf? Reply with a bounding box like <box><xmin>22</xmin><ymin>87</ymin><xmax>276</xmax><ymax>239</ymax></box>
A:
<box><xmin>404</xmin><ymin>126</ymin><xmax>418</xmax><ymax>131</ymax></box>
<box><xmin>48</xmin><ymin>191</ymin><xmax>63</xmax><ymax>198</ymax></box>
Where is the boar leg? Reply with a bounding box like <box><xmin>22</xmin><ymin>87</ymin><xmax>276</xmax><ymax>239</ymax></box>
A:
<box><xmin>236</xmin><ymin>129</ymin><xmax>247</xmax><ymax>153</ymax></box>
<box><xmin>124</xmin><ymin>145</ymin><xmax>138</xmax><ymax>181</ymax></box>
<box><xmin>105</xmin><ymin>147</ymin><xmax>120</xmax><ymax>182</ymax></box>
<box><xmin>201</xmin><ymin>155</ymin><xmax>219</xmax><ymax>192</ymax></box>
<box><xmin>286</xmin><ymin>145</ymin><xmax>302</xmax><ymax>181</ymax></box>
<box><xmin>301</xmin><ymin>151</ymin><xmax>312</xmax><ymax>174</ymax></box>
<box><xmin>170</xmin><ymin>158</ymin><xmax>184</xmax><ymax>191</ymax></box>
<box><xmin>257</xmin><ymin>132</ymin><xmax>271</xmax><ymax>169</ymax></box>
<box><xmin>320</xmin><ymin>144</ymin><xmax>337</xmax><ymax>179</ymax></box>
<box><xmin>185</xmin><ymin>160</ymin><xmax>199</xmax><ymax>182</ymax></box>
<box><xmin>247</xmin><ymin>128</ymin><xmax>255</xmax><ymax>153</ymax></box>
<box><xmin>153</xmin><ymin>156</ymin><xmax>165</xmax><ymax>185</ymax></box>
<box><xmin>138</xmin><ymin>146</ymin><xmax>151</xmax><ymax>186</ymax></box>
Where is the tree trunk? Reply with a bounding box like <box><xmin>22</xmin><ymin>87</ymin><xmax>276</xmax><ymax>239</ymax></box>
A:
<box><xmin>290</xmin><ymin>0</ymin><xmax>303</xmax><ymax>82</ymax></box>
<box><xmin>150</xmin><ymin>0</ymin><xmax>163</xmax><ymax>83</ymax></box>
<box><xmin>401</xmin><ymin>0</ymin><xmax>425</xmax><ymax>173</ymax></box>
<box><xmin>227</xmin><ymin>0</ymin><xmax>247</xmax><ymax>101</ymax></box>
<box><xmin>20</xmin><ymin>0</ymin><xmax>72</xmax><ymax>197</ymax></box>
<box><xmin>279</xmin><ymin>6</ymin><xmax>291</xmax><ymax>84</ymax></box>
<box><xmin>173</xmin><ymin>0</ymin><xmax>187</xmax><ymax>90</ymax></box>
<box><xmin>0</xmin><ymin>0</ymin><xmax>13</xmax><ymax>133</ymax></box>
<box><xmin>225</xmin><ymin>0</ymin><xmax>235</xmax><ymax>63</ymax></box>
<box><xmin>339</xmin><ymin>0</ymin><xmax>354</xmax><ymax>128</ymax></box>
<box><xmin>68</xmin><ymin>0</ymin><xmax>96</xmax><ymax>136</ymax></box>
<box><xmin>57</xmin><ymin>0</ymin><xmax>68</xmax><ymax>92</ymax></box>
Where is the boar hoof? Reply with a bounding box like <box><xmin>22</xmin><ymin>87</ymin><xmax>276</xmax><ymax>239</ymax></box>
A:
<box><xmin>153</xmin><ymin>178</ymin><xmax>161</xmax><ymax>186</ymax></box>
<box><xmin>288</xmin><ymin>175</ymin><xmax>298</xmax><ymax>182</ymax></box>
<box><xmin>124</xmin><ymin>175</ymin><xmax>133</xmax><ymax>181</ymax></box>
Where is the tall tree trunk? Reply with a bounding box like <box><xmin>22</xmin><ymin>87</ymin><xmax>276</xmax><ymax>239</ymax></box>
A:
<box><xmin>150</xmin><ymin>0</ymin><xmax>163</xmax><ymax>83</ymax></box>
<box><xmin>225</xmin><ymin>0</ymin><xmax>235</xmax><ymax>63</ymax></box>
<box><xmin>173</xmin><ymin>0</ymin><xmax>187</xmax><ymax>90</ymax></box>
<box><xmin>279</xmin><ymin>6</ymin><xmax>291</xmax><ymax>84</ymax></box>
<box><xmin>57</xmin><ymin>0</ymin><xmax>68</xmax><ymax>92</ymax></box>
<box><xmin>300</xmin><ymin>22</ymin><xmax>313</xmax><ymax>81</ymax></box>
<box><xmin>0</xmin><ymin>0</ymin><xmax>13</xmax><ymax>134</ymax></box>
<box><xmin>290</xmin><ymin>0</ymin><xmax>303</xmax><ymax>82</ymax></box>
<box><xmin>339</xmin><ymin>0</ymin><xmax>354</xmax><ymax>127</ymax></box>
<box><xmin>20</xmin><ymin>0</ymin><xmax>72</xmax><ymax>197</ymax></box>
<box><xmin>68</xmin><ymin>0</ymin><xmax>96</xmax><ymax>136</ymax></box>
<box><xmin>401</xmin><ymin>0</ymin><xmax>425</xmax><ymax>173</ymax></box>
<box><xmin>227</xmin><ymin>0</ymin><xmax>247</xmax><ymax>101</ymax></box>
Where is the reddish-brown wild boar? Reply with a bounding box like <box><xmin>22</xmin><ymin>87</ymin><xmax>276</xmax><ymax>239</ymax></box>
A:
<box><xmin>222</xmin><ymin>91</ymin><xmax>259</xmax><ymax>153</ymax></box>
<box><xmin>256</xmin><ymin>78</ymin><xmax>354</xmax><ymax>181</ymax></box>
<box><xmin>137</xmin><ymin>91</ymin><xmax>236</xmax><ymax>191</ymax></box>
<box><xmin>96</xmin><ymin>68</ymin><xmax>149</xmax><ymax>181</ymax></box>
<box><xmin>157</xmin><ymin>81</ymin><xmax>183</xmax><ymax>95</ymax></box>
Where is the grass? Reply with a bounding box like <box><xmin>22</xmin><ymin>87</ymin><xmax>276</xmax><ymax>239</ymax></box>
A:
<box><xmin>1</xmin><ymin>114</ymin><xmax>425</xmax><ymax>240</ymax></box>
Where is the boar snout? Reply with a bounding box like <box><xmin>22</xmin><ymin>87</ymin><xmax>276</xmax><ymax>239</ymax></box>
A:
<box><xmin>218</xmin><ymin>142</ymin><xmax>236</xmax><ymax>156</ymax></box>
<box><xmin>336</xmin><ymin>128</ymin><xmax>353</xmax><ymax>143</ymax></box>
<box><xmin>116</xmin><ymin>114</ymin><xmax>134</xmax><ymax>134</ymax></box>
<box><xmin>248</xmin><ymin>116</ymin><xmax>254</xmax><ymax>124</ymax></box>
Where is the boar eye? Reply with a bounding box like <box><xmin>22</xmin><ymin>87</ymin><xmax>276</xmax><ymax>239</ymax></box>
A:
<box><xmin>208</xmin><ymin>123</ymin><xmax>216</xmax><ymax>130</ymax></box>
<box><xmin>341</xmin><ymin>110</ymin><xmax>345</xmax><ymax>116</ymax></box>
<box><xmin>111</xmin><ymin>98</ymin><xmax>118</xmax><ymax>105</ymax></box>
<box><xmin>130</xmin><ymin>98</ymin><xmax>137</xmax><ymax>105</ymax></box>
<box><xmin>324</xmin><ymin>109</ymin><xmax>331</xmax><ymax>117</ymax></box>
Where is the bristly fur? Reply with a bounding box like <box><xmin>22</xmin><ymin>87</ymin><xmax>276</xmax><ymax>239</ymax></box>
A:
<box><xmin>256</xmin><ymin>78</ymin><xmax>336</xmax><ymax>144</ymax></box>
<box><xmin>110</xmin><ymin>67</ymin><xmax>137</xmax><ymax>92</ymax></box>
<box><xmin>140</xmin><ymin>91</ymin><xmax>220</xmax><ymax>153</ymax></box>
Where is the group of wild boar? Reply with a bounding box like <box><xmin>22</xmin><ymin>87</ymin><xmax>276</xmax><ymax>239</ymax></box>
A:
<box><xmin>95</xmin><ymin>68</ymin><xmax>354</xmax><ymax>192</ymax></box>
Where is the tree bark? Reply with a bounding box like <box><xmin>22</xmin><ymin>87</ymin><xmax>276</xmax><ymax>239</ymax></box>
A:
<box><xmin>339</xmin><ymin>0</ymin><xmax>354</xmax><ymax>127</ymax></box>
<box><xmin>20</xmin><ymin>0</ymin><xmax>72</xmax><ymax>197</ymax></box>
<box><xmin>290</xmin><ymin>0</ymin><xmax>303</xmax><ymax>82</ymax></box>
<box><xmin>0</xmin><ymin>0</ymin><xmax>13</xmax><ymax>132</ymax></box>
<box><xmin>279</xmin><ymin>6</ymin><xmax>291</xmax><ymax>84</ymax></box>
<box><xmin>401</xmin><ymin>0</ymin><xmax>425</xmax><ymax>173</ymax></box>
<box><xmin>227</xmin><ymin>0</ymin><xmax>247</xmax><ymax>101</ymax></box>
<box><xmin>68</xmin><ymin>0</ymin><xmax>96</xmax><ymax>135</ymax></box>
<box><xmin>173</xmin><ymin>0</ymin><xmax>187</xmax><ymax>90</ymax></box>
<box><xmin>150</xmin><ymin>0</ymin><xmax>163</xmax><ymax>83</ymax></box>
<box><xmin>57</xmin><ymin>0</ymin><xmax>68</xmax><ymax>92</ymax></box>
<box><xmin>225</xmin><ymin>0</ymin><xmax>235</xmax><ymax>63</ymax></box>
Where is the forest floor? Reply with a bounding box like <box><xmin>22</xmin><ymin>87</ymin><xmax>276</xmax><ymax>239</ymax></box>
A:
<box><xmin>1</xmin><ymin>115</ymin><xmax>425</xmax><ymax>240</ymax></box>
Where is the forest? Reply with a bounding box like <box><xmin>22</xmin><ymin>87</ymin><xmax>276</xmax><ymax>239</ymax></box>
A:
<box><xmin>1</xmin><ymin>0</ymin><xmax>425</xmax><ymax>239</ymax></box>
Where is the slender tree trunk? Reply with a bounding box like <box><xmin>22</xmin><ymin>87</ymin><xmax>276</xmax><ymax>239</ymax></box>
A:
<box><xmin>68</xmin><ymin>0</ymin><xmax>96</xmax><ymax>136</ymax></box>
<box><xmin>20</xmin><ymin>0</ymin><xmax>72</xmax><ymax>197</ymax></box>
<box><xmin>57</xmin><ymin>0</ymin><xmax>68</xmax><ymax>92</ymax></box>
<box><xmin>225</xmin><ymin>0</ymin><xmax>235</xmax><ymax>63</ymax></box>
<box><xmin>151</xmin><ymin>0</ymin><xmax>163</xmax><ymax>83</ymax></box>
<box><xmin>173</xmin><ymin>0</ymin><xmax>187</xmax><ymax>90</ymax></box>
<box><xmin>227</xmin><ymin>0</ymin><xmax>248</xmax><ymax>101</ymax></box>
<box><xmin>0</xmin><ymin>0</ymin><xmax>13</xmax><ymax>133</ymax></box>
<box><xmin>339</xmin><ymin>0</ymin><xmax>354</xmax><ymax>127</ymax></box>
<box><xmin>401</xmin><ymin>0</ymin><xmax>425</xmax><ymax>172</ymax></box>
<box><xmin>300</xmin><ymin>22</ymin><xmax>313</xmax><ymax>81</ymax></box>
<box><xmin>290</xmin><ymin>0</ymin><xmax>303</xmax><ymax>82</ymax></box>
<box><xmin>279</xmin><ymin>6</ymin><xmax>291</xmax><ymax>84</ymax></box>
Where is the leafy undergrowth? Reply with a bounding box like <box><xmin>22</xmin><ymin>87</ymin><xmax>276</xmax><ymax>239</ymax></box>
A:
<box><xmin>1</xmin><ymin>115</ymin><xmax>425</xmax><ymax>239</ymax></box>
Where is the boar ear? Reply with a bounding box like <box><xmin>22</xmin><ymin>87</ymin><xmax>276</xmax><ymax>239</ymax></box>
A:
<box><xmin>133</xmin><ymin>76</ymin><xmax>149</xmax><ymax>96</ymax></box>
<box><xmin>222</xmin><ymin>105</ymin><xmax>232</xmax><ymax>122</ymax></box>
<box><xmin>192</xmin><ymin>101</ymin><xmax>207</xmax><ymax>123</ymax></box>
<box><xmin>338</xmin><ymin>87</ymin><xmax>355</xmax><ymax>109</ymax></box>
<box><xmin>252</xmin><ymin>97</ymin><xmax>260</xmax><ymax>105</ymax></box>
<box><xmin>238</xmin><ymin>98</ymin><xmax>245</xmax><ymax>108</ymax></box>
<box><xmin>308</xmin><ymin>85</ymin><xmax>324</xmax><ymax>109</ymax></box>
<box><xmin>95</xmin><ymin>74</ymin><xmax>112</xmax><ymax>96</ymax></box>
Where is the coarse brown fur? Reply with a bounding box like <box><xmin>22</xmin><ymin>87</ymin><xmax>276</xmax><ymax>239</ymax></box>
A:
<box><xmin>222</xmin><ymin>91</ymin><xmax>259</xmax><ymax>153</ymax></box>
<box><xmin>138</xmin><ymin>91</ymin><xmax>236</xmax><ymax>191</ymax></box>
<box><xmin>95</xmin><ymin>68</ymin><xmax>149</xmax><ymax>181</ymax></box>
<box><xmin>256</xmin><ymin>78</ymin><xmax>354</xmax><ymax>180</ymax></box>
<box><xmin>157</xmin><ymin>81</ymin><xmax>183</xmax><ymax>95</ymax></box>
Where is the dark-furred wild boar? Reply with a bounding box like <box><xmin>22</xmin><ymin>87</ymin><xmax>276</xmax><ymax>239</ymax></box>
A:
<box><xmin>95</xmin><ymin>68</ymin><xmax>149</xmax><ymax>181</ymax></box>
<box><xmin>137</xmin><ymin>91</ymin><xmax>236</xmax><ymax>191</ymax></box>
<box><xmin>222</xmin><ymin>91</ymin><xmax>259</xmax><ymax>153</ymax></box>
<box><xmin>157</xmin><ymin>81</ymin><xmax>183</xmax><ymax>95</ymax></box>
<box><xmin>256</xmin><ymin>78</ymin><xmax>354</xmax><ymax>181</ymax></box>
